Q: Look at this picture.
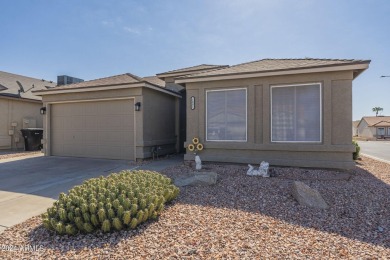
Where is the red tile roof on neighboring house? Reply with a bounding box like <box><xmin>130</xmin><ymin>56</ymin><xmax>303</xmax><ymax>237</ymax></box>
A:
<box><xmin>359</xmin><ymin>116</ymin><xmax>390</xmax><ymax>127</ymax></box>
<box><xmin>177</xmin><ymin>58</ymin><xmax>371</xmax><ymax>79</ymax></box>
<box><xmin>372</xmin><ymin>121</ymin><xmax>390</xmax><ymax>127</ymax></box>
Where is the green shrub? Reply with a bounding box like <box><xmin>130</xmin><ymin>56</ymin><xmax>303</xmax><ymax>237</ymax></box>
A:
<box><xmin>352</xmin><ymin>141</ymin><xmax>360</xmax><ymax>160</ymax></box>
<box><xmin>42</xmin><ymin>170</ymin><xmax>179</xmax><ymax>235</ymax></box>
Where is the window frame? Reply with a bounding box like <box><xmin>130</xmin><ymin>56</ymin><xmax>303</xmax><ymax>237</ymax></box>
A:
<box><xmin>270</xmin><ymin>82</ymin><xmax>322</xmax><ymax>143</ymax></box>
<box><xmin>205</xmin><ymin>88</ymin><xmax>248</xmax><ymax>142</ymax></box>
<box><xmin>377</xmin><ymin>127</ymin><xmax>385</xmax><ymax>136</ymax></box>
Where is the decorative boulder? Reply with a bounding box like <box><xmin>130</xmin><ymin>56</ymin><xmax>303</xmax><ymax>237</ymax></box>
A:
<box><xmin>291</xmin><ymin>181</ymin><xmax>328</xmax><ymax>209</ymax></box>
<box><xmin>174</xmin><ymin>172</ymin><xmax>217</xmax><ymax>187</ymax></box>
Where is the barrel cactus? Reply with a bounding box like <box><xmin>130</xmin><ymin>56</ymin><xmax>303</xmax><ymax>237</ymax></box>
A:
<box><xmin>42</xmin><ymin>170</ymin><xmax>179</xmax><ymax>235</ymax></box>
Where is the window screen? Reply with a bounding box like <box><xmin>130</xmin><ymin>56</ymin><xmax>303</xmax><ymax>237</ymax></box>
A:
<box><xmin>271</xmin><ymin>84</ymin><xmax>321</xmax><ymax>142</ymax></box>
<box><xmin>206</xmin><ymin>89</ymin><xmax>247</xmax><ymax>141</ymax></box>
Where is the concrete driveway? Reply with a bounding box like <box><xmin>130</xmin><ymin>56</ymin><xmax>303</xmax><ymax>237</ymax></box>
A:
<box><xmin>0</xmin><ymin>156</ymin><xmax>138</xmax><ymax>233</ymax></box>
<box><xmin>357</xmin><ymin>141</ymin><xmax>390</xmax><ymax>163</ymax></box>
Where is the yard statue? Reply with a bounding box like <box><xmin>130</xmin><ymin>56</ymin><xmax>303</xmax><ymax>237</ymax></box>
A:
<box><xmin>247</xmin><ymin>161</ymin><xmax>270</xmax><ymax>177</ymax></box>
<box><xmin>187</xmin><ymin>137</ymin><xmax>204</xmax><ymax>170</ymax></box>
<box><xmin>195</xmin><ymin>155</ymin><xmax>202</xmax><ymax>170</ymax></box>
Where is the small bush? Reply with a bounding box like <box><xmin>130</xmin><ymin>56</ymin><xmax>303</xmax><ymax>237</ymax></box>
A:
<box><xmin>352</xmin><ymin>141</ymin><xmax>360</xmax><ymax>160</ymax></box>
<box><xmin>42</xmin><ymin>170</ymin><xmax>179</xmax><ymax>235</ymax></box>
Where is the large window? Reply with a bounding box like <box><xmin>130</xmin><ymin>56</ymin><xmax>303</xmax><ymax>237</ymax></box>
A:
<box><xmin>271</xmin><ymin>83</ymin><xmax>321</xmax><ymax>142</ymax></box>
<box><xmin>377</xmin><ymin>127</ymin><xmax>385</xmax><ymax>136</ymax></box>
<box><xmin>206</xmin><ymin>88</ymin><xmax>247</xmax><ymax>141</ymax></box>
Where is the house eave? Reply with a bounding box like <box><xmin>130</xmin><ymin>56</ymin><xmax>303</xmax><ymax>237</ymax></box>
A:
<box><xmin>175</xmin><ymin>63</ymin><xmax>370</xmax><ymax>83</ymax></box>
<box><xmin>33</xmin><ymin>82</ymin><xmax>181</xmax><ymax>98</ymax></box>
<box><xmin>0</xmin><ymin>94</ymin><xmax>42</xmax><ymax>103</ymax></box>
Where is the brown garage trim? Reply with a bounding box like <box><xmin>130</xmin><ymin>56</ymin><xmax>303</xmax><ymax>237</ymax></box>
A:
<box><xmin>45</xmin><ymin>96</ymin><xmax>136</xmax><ymax>104</ymax></box>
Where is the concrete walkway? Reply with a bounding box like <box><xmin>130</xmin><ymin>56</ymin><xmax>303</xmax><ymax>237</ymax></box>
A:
<box><xmin>0</xmin><ymin>154</ymin><xmax>183</xmax><ymax>234</ymax></box>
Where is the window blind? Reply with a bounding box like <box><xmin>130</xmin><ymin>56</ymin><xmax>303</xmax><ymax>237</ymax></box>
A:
<box><xmin>206</xmin><ymin>89</ymin><xmax>247</xmax><ymax>141</ymax></box>
<box><xmin>272</xmin><ymin>84</ymin><xmax>321</xmax><ymax>142</ymax></box>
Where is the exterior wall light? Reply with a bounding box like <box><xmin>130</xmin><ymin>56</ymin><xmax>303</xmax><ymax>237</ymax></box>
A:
<box><xmin>40</xmin><ymin>107</ymin><xmax>46</xmax><ymax>115</ymax></box>
<box><xmin>135</xmin><ymin>102</ymin><xmax>141</xmax><ymax>111</ymax></box>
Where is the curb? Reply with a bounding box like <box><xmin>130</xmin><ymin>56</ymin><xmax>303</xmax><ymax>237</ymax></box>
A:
<box><xmin>361</xmin><ymin>153</ymin><xmax>390</xmax><ymax>165</ymax></box>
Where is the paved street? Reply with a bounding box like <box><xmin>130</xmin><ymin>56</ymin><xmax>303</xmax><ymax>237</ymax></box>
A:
<box><xmin>357</xmin><ymin>141</ymin><xmax>390</xmax><ymax>163</ymax></box>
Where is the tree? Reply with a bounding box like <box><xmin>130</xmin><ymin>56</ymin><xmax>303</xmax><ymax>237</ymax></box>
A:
<box><xmin>372</xmin><ymin>107</ymin><xmax>383</xmax><ymax>116</ymax></box>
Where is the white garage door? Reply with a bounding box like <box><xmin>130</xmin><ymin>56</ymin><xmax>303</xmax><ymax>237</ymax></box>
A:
<box><xmin>50</xmin><ymin>99</ymin><xmax>135</xmax><ymax>160</ymax></box>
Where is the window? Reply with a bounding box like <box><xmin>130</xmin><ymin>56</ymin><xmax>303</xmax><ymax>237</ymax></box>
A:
<box><xmin>377</xmin><ymin>127</ymin><xmax>385</xmax><ymax>136</ymax></box>
<box><xmin>206</xmin><ymin>88</ymin><xmax>247</xmax><ymax>141</ymax></box>
<box><xmin>271</xmin><ymin>83</ymin><xmax>321</xmax><ymax>142</ymax></box>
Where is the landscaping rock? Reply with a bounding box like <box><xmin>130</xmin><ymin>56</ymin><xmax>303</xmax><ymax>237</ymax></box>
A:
<box><xmin>291</xmin><ymin>181</ymin><xmax>328</xmax><ymax>209</ymax></box>
<box><xmin>174</xmin><ymin>172</ymin><xmax>217</xmax><ymax>187</ymax></box>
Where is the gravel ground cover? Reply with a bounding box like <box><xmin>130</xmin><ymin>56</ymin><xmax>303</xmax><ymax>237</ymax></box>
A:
<box><xmin>0</xmin><ymin>156</ymin><xmax>389</xmax><ymax>259</ymax></box>
<box><xmin>0</xmin><ymin>151</ymin><xmax>42</xmax><ymax>160</ymax></box>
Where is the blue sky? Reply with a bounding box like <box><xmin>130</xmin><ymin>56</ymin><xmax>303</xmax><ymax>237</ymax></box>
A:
<box><xmin>0</xmin><ymin>0</ymin><xmax>389</xmax><ymax>120</ymax></box>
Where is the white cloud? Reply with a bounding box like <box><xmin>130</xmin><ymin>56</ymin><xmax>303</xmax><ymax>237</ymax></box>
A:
<box><xmin>123</xmin><ymin>26</ymin><xmax>141</xmax><ymax>35</ymax></box>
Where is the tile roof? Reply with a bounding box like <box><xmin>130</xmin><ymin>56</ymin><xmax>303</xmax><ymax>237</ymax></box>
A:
<box><xmin>373</xmin><ymin>121</ymin><xmax>390</xmax><ymax>127</ymax></box>
<box><xmin>157</xmin><ymin>64</ymin><xmax>229</xmax><ymax>77</ymax></box>
<box><xmin>0</xmin><ymin>71</ymin><xmax>56</xmax><ymax>101</ymax></box>
<box><xmin>179</xmin><ymin>58</ymin><xmax>371</xmax><ymax>79</ymax></box>
<box><xmin>361</xmin><ymin>116</ymin><xmax>390</xmax><ymax>126</ymax></box>
<box><xmin>143</xmin><ymin>76</ymin><xmax>166</xmax><ymax>88</ymax></box>
<box><xmin>352</xmin><ymin>120</ymin><xmax>360</xmax><ymax>128</ymax></box>
<box><xmin>32</xmin><ymin>73</ymin><xmax>181</xmax><ymax>96</ymax></box>
<box><xmin>36</xmin><ymin>73</ymin><xmax>169</xmax><ymax>91</ymax></box>
<box><xmin>45</xmin><ymin>73</ymin><xmax>142</xmax><ymax>91</ymax></box>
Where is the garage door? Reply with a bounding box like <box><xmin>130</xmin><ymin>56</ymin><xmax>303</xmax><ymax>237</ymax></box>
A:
<box><xmin>50</xmin><ymin>99</ymin><xmax>135</xmax><ymax>160</ymax></box>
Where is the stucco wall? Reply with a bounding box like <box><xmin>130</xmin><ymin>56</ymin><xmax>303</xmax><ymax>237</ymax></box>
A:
<box><xmin>184</xmin><ymin>71</ymin><xmax>356</xmax><ymax>169</ymax></box>
<box><xmin>357</xmin><ymin>120</ymin><xmax>375</xmax><ymax>139</ymax></box>
<box><xmin>140</xmin><ymin>88</ymin><xmax>178</xmax><ymax>158</ymax></box>
<box><xmin>0</xmin><ymin>97</ymin><xmax>42</xmax><ymax>150</ymax></box>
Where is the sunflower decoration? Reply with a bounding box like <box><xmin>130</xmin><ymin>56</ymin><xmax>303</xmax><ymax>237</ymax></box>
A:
<box><xmin>188</xmin><ymin>144</ymin><xmax>195</xmax><ymax>152</ymax></box>
<box><xmin>192</xmin><ymin>137</ymin><xmax>199</xmax><ymax>144</ymax></box>
<box><xmin>187</xmin><ymin>137</ymin><xmax>204</xmax><ymax>154</ymax></box>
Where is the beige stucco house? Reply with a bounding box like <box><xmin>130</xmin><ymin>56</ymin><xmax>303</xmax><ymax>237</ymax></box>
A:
<box><xmin>0</xmin><ymin>71</ymin><xmax>56</xmax><ymax>150</ymax></box>
<box><xmin>175</xmin><ymin>59</ymin><xmax>370</xmax><ymax>169</ymax></box>
<box><xmin>352</xmin><ymin>120</ymin><xmax>359</xmax><ymax>136</ymax></box>
<box><xmin>33</xmin><ymin>58</ymin><xmax>370</xmax><ymax>169</ymax></box>
<box><xmin>357</xmin><ymin>116</ymin><xmax>390</xmax><ymax>140</ymax></box>
<box><xmin>34</xmin><ymin>73</ymin><xmax>181</xmax><ymax>160</ymax></box>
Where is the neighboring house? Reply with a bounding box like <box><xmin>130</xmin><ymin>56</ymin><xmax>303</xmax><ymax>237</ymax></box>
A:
<box><xmin>352</xmin><ymin>120</ymin><xmax>360</xmax><ymax>136</ymax></box>
<box><xmin>34</xmin><ymin>73</ymin><xmax>181</xmax><ymax>160</ymax></box>
<box><xmin>357</xmin><ymin>116</ymin><xmax>390</xmax><ymax>140</ymax></box>
<box><xmin>0</xmin><ymin>71</ymin><xmax>56</xmax><ymax>150</ymax></box>
<box><xmin>175</xmin><ymin>58</ymin><xmax>370</xmax><ymax>169</ymax></box>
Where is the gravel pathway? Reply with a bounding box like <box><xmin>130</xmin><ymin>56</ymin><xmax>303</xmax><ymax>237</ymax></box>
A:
<box><xmin>0</xmin><ymin>151</ymin><xmax>42</xmax><ymax>160</ymax></box>
<box><xmin>0</xmin><ymin>156</ymin><xmax>389</xmax><ymax>259</ymax></box>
